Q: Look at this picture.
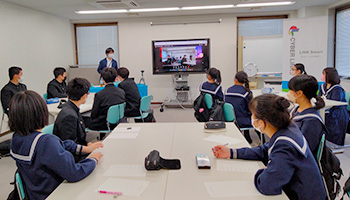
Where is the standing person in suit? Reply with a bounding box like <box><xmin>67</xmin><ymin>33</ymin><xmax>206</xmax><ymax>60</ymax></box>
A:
<box><xmin>1</xmin><ymin>66</ymin><xmax>27</xmax><ymax>114</ymax></box>
<box><xmin>116</xmin><ymin>67</ymin><xmax>141</xmax><ymax>117</ymax></box>
<box><xmin>47</xmin><ymin>67</ymin><xmax>67</xmax><ymax>99</ymax></box>
<box><xmin>88</xmin><ymin>68</ymin><xmax>125</xmax><ymax>130</ymax></box>
<box><xmin>97</xmin><ymin>47</ymin><xmax>118</xmax><ymax>74</ymax></box>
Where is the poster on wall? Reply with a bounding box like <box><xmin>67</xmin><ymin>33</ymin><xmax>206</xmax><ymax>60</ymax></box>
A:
<box><xmin>282</xmin><ymin>16</ymin><xmax>328</xmax><ymax>91</ymax></box>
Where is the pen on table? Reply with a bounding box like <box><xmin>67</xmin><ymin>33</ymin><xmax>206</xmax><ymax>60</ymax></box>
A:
<box><xmin>99</xmin><ymin>190</ymin><xmax>122</xmax><ymax>195</ymax></box>
<box><xmin>127</xmin><ymin>127</ymin><xmax>132</xmax><ymax>130</ymax></box>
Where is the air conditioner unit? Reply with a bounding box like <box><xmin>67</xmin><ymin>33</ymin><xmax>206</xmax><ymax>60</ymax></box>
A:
<box><xmin>87</xmin><ymin>0</ymin><xmax>140</xmax><ymax>9</ymax></box>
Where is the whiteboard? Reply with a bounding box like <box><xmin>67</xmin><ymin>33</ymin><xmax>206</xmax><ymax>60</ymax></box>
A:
<box><xmin>242</xmin><ymin>36</ymin><xmax>283</xmax><ymax>73</ymax></box>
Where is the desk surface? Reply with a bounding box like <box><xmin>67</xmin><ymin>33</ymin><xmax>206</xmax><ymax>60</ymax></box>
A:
<box><xmin>47</xmin><ymin>123</ymin><xmax>287</xmax><ymax>200</ymax></box>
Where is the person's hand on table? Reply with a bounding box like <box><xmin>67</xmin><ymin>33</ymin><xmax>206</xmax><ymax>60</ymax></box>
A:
<box><xmin>212</xmin><ymin>145</ymin><xmax>231</xmax><ymax>159</ymax></box>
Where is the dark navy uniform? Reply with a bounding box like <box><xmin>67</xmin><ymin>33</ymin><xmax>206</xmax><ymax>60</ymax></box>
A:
<box><xmin>53</xmin><ymin>100</ymin><xmax>87</xmax><ymax>146</ymax></box>
<box><xmin>89</xmin><ymin>83</ymin><xmax>125</xmax><ymax>130</ymax></box>
<box><xmin>97</xmin><ymin>58</ymin><xmax>118</xmax><ymax>74</ymax></box>
<box><xmin>232</xmin><ymin>123</ymin><xmax>326</xmax><ymax>200</ymax></box>
<box><xmin>200</xmin><ymin>81</ymin><xmax>223</xmax><ymax>101</ymax></box>
<box><xmin>47</xmin><ymin>79</ymin><xmax>67</xmax><ymax>99</ymax></box>
<box><xmin>118</xmin><ymin>78</ymin><xmax>141</xmax><ymax>117</ymax></box>
<box><xmin>290</xmin><ymin>106</ymin><xmax>326</xmax><ymax>156</ymax></box>
<box><xmin>1</xmin><ymin>81</ymin><xmax>27</xmax><ymax>114</ymax></box>
<box><xmin>10</xmin><ymin>132</ymin><xmax>97</xmax><ymax>200</ymax></box>
<box><xmin>319</xmin><ymin>84</ymin><xmax>349</xmax><ymax>145</ymax></box>
<box><xmin>224</xmin><ymin>85</ymin><xmax>252</xmax><ymax>128</ymax></box>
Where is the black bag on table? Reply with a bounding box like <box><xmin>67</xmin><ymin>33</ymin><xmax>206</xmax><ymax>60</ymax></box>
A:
<box><xmin>144</xmin><ymin>150</ymin><xmax>181</xmax><ymax>170</ymax></box>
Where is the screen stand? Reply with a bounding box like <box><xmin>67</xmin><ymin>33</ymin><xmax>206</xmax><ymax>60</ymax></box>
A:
<box><xmin>160</xmin><ymin>73</ymin><xmax>193</xmax><ymax>111</ymax></box>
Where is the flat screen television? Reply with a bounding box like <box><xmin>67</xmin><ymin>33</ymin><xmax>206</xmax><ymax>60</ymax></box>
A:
<box><xmin>152</xmin><ymin>38</ymin><xmax>210</xmax><ymax>74</ymax></box>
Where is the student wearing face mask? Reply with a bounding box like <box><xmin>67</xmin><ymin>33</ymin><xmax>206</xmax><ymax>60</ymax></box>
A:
<box><xmin>47</xmin><ymin>67</ymin><xmax>67</xmax><ymax>99</ymax></box>
<box><xmin>290</xmin><ymin>63</ymin><xmax>307</xmax><ymax>77</ymax></box>
<box><xmin>1</xmin><ymin>66</ymin><xmax>27</xmax><ymax>115</ymax></box>
<box><xmin>97</xmin><ymin>47</ymin><xmax>118</xmax><ymax>74</ymax></box>
<box><xmin>287</xmin><ymin>75</ymin><xmax>326</xmax><ymax>157</ymax></box>
<box><xmin>319</xmin><ymin>67</ymin><xmax>349</xmax><ymax>146</ymax></box>
<box><xmin>212</xmin><ymin>94</ymin><xmax>326</xmax><ymax>200</ymax></box>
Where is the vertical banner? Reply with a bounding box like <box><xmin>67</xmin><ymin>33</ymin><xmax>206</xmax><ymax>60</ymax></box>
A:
<box><xmin>282</xmin><ymin>16</ymin><xmax>328</xmax><ymax>91</ymax></box>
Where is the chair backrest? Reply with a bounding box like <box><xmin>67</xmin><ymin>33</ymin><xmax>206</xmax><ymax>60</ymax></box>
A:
<box><xmin>15</xmin><ymin>172</ymin><xmax>25</xmax><ymax>200</ymax></box>
<box><xmin>42</xmin><ymin>124</ymin><xmax>54</xmax><ymax>134</ymax></box>
<box><xmin>43</xmin><ymin>93</ymin><xmax>48</xmax><ymax>100</ymax></box>
<box><xmin>345</xmin><ymin>92</ymin><xmax>350</xmax><ymax>111</ymax></box>
<box><xmin>204</xmin><ymin>94</ymin><xmax>213</xmax><ymax>109</ymax></box>
<box><xmin>107</xmin><ymin>104</ymin><xmax>121</xmax><ymax>125</ymax></box>
<box><xmin>119</xmin><ymin>102</ymin><xmax>126</xmax><ymax>119</ymax></box>
<box><xmin>316</xmin><ymin>134</ymin><xmax>326</xmax><ymax>162</ymax></box>
<box><xmin>223</xmin><ymin>103</ymin><xmax>235</xmax><ymax>122</ymax></box>
<box><xmin>140</xmin><ymin>95</ymin><xmax>152</xmax><ymax>112</ymax></box>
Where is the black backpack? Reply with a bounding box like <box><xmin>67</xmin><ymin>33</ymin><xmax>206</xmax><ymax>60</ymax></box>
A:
<box><xmin>319</xmin><ymin>143</ymin><xmax>343</xmax><ymax>200</ymax></box>
<box><xmin>193</xmin><ymin>93</ymin><xmax>210</xmax><ymax>122</ymax></box>
<box><xmin>208</xmin><ymin>101</ymin><xmax>225</xmax><ymax>122</ymax></box>
<box><xmin>0</xmin><ymin>139</ymin><xmax>11</xmax><ymax>158</ymax></box>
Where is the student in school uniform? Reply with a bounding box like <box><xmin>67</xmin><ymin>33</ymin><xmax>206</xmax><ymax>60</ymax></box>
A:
<box><xmin>290</xmin><ymin>63</ymin><xmax>307</xmax><ymax>77</ymax></box>
<box><xmin>9</xmin><ymin>90</ymin><xmax>103</xmax><ymax>200</ymax></box>
<box><xmin>88</xmin><ymin>68</ymin><xmax>125</xmax><ymax>130</ymax></box>
<box><xmin>53</xmin><ymin>78</ymin><xmax>93</xmax><ymax>154</ymax></box>
<box><xmin>212</xmin><ymin>94</ymin><xmax>326</xmax><ymax>200</ymax></box>
<box><xmin>47</xmin><ymin>67</ymin><xmax>67</xmax><ymax>99</ymax></box>
<box><xmin>1</xmin><ymin>66</ymin><xmax>27</xmax><ymax>115</ymax></box>
<box><xmin>97</xmin><ymin>47</ymin><xmax>118</xmax><ymax>74</ymax></box>
<box><xmin>288</xmin><ymin>75</ymin><xmax>326</xmax><ymax>156</ymax></box>
<box><xmin>319</xmin><ymin>67</ymin><xmax>349</xmax><ymax>145</ymax></box>
<box><xmin>200</xmin><ymin>68</ymin><xmax>223</xmax><ymax>101</ymax></box>
<box><xmin>117</xmin><ymin>67</ymin><xmax>141</xmax><ymax>117</ymax></box>
<box><xmin>224</xmin><ymin>71</ymin><xmax>258</xmax><ymax>144</ymax></box>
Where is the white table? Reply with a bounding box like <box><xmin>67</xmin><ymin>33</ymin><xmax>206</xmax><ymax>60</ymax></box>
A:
<box><xmin>47</xmin><ymin>94</ymin><xmax>95</xmax><ymax>124</ymax></box>
<box><xmin>47</xmin><ymin>123</ymin><xmax>288</xmax><ymax>200</ymax></box>
<box><xmin>251</xmin><ymin>90</ymin><xmax>348</xmax><ymax>121</ymax></box>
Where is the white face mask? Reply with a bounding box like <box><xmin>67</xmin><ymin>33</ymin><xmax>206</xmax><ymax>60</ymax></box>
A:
<box><xmin>18</xmin><ymin>76</ymin><xmax>23</xmax><ymax>83</ymax></box>
<box><xmin>108</xmin><ymin>54</ymin><xmax>114</xmax><ymax>59</ymax></box>
<box><xmin>99</xmin><ymin>78</ymin><xmax>104</xmax><ymax>85</ymax></box>
<box><xmin>251</xmin><ymin>116</ymin><xmax>262</xmax><ymax>133</ymax></box>
<box><xmin>287</xmin><ymin>91</ymin><xmax>297</xmax><ymax>103</ymax></box>
<box><xmin>290</xmin><ymin>70</ymin><xmax>295</xmax><ymax>76</ymax></box>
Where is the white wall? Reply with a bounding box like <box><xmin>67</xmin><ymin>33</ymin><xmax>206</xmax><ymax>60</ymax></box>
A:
<box><xmin>0</xmin><ymin>1</ymin><xmax>74</xmax><ymax>131</ymax></box>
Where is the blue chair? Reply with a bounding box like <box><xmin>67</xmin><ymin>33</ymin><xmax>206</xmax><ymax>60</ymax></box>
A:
<box><xmin>42</xmin><ymin>124</ymin><xmax>54</xmax><ymax>134</ymax></box>
<box><xmin>345</xmin><ymin>92</ymin><xmax>350</xmax><ymax>112</ymax></box>
<box><xmin>15</xmin><ymin>172</ymin><xmax>25</xmax><ymax>200</ymax></box>
<box><xmin>223</xmin><ymin>103</ymin><xmax>235</xmax><ymax>122</ymax></box>
<box><xmin>204</xmin><ymin>94</ymin><xmax>213</xmax><ymax>109</ymax></box>
<box><xmin>43</xmin><ymin>93</ymin><xmax>48</xmax><ymax>100</ymax></box>
<box><xmin>132</xmin><ymin>95</ymin><xmax>152</xmax><ymax>122</ymax></box>
<box><xmin>86</xmin><ymin>103</ymin><xmax>124</xmax><ymax>139</ymax></box>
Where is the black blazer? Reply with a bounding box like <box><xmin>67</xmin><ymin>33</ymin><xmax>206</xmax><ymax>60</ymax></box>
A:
<box><xmin>1</xmin><ymin>81</ymin><xmax>27</xmax><ymax>114</ymax></box>
<box><xmin>118</xmin><ymin>78</ymin><xmax>141</xmax><ymax>117</ymax></box>
<box><xmin>47</xmin><ymin>79</ymin><xmax>67</xmax><ymax>99</ymax></box>
<box><xmin>53</xmin><ymin>100</ymin><xmax>87</xmax><ymax>145</ymax></box>
<box><xmin>90</xmin><ymin>84</ymin><xmax>125</xmax><ymax>130</ymax></box>
<box><xmin>97</xmin><ymin>58</ymin><xmax>118</xmax><ymax>74</ymax></box>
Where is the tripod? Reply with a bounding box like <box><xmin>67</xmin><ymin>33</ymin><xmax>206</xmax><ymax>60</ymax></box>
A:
<box><xmin>139</xmin><ymin>70</ymin><xmax>146</xmax><ymax>85</ymax></box>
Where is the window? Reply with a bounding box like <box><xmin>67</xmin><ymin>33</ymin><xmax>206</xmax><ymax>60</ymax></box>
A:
<box><xmin>74</xmin><ymin>23</ymin><xmax>118</xmax><ymax>67</ymax></box>
<box><xmin>335</xmin><ymin>6</ymin><xmax>350</xmax><ymax>78</ymax></box>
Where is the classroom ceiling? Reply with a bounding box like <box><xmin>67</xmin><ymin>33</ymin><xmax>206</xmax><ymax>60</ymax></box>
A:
<box><xmin>2</xmin><ymin>0</ymin><xmax>344</xmax><ymax>20</ymax></box>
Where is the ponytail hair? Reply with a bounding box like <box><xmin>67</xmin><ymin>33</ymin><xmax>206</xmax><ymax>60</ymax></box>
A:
<box><xmin>235</xmin><ymin>71</ymin><xmax>252</xmax><ymax>100</ymax></box>
<box><xmin>294</xmin><ymin>63</ymin><xmax>307</xmax><ymax>75</ymax></box>
<box><xmin>288</xmin><ymin>74</ymin><xmax>325</xmax><ymax>109</ymax></box>
<box><xmin>207</xmin><ymin>68</ymin><xmax>221</xmax><ymax>86</ymax></box>
<box><xmin>249</xmin><ymin>94</ymin><xmax>291</xmax><ymax>130</ymax></box>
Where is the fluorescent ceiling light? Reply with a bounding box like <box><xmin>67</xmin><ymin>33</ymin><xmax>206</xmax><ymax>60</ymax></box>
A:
<box><xmin>236</xmin><ymin>1</ymin><xmax>295</xmax><ymax>7</ymax></box>
<box><xmin>75</xmin><ymin>9</ymin><xmax>128</xmax><ymax>14</ymax></box>
<box><xmin>129</xmin><ymin>7</ymin><xmax>180</xmax><ymax>12</ymax></box>
<box><xmin>182</xmin><ymin>5</ymin><xmax>234</xmax><ymax>10</ymax></box>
